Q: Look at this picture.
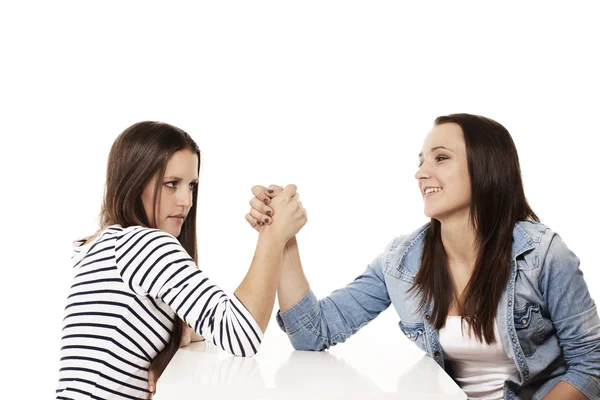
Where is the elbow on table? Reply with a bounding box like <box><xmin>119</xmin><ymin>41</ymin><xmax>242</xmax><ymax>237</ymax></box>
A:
<box><xmin>251</xmin><ymin>340</ymin><xmax>264</xmax><ymax>356</ymax></box>
<box><xmin>288</xmin><ymin>334</ymin><xmax>329</xmax><ymax>352</ymax></box>
<box><xmin>229</xmin><ymin>341</ymin><xmax>261</xmax><ymax>357</ymax></box>
<box><xmin>229</xmin><ymin>348</ymin><xmax>257</xmax><ymax>357</ymax></box>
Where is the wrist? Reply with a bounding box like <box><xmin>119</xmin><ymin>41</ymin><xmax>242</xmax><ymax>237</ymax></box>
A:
<box><xmin>284</xmin><ymin>236</ymin><xmax>298</xmax><ymax>251</ymax></box>
<box><xmin>259</xmin><ymin>226</ymin><xmax>288</xmax><ymax>250</ymax></box>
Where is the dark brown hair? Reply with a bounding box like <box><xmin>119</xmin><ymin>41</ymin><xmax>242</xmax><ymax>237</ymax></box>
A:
<box><xmin>411</xmin><ymin>114</ymin><xmax>539</xmax><ymax>344</ymax></box>
<box><xmin>100</xmin><ymin>121</ymin><xmax>201</xmax><ymax>377</ymax></box>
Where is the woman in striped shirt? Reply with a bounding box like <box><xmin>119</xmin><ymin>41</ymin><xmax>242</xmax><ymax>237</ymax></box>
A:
<box><xmin>56</xmin><ymin>121</ymin><xmax>307</xmax><ymax>400</ymax></box>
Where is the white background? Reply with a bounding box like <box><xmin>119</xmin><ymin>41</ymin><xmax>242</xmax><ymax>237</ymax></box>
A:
<box><xmin>1</xmin><ymin>1</ymin><xmax>598</xmax><ymax>398</ymax></box>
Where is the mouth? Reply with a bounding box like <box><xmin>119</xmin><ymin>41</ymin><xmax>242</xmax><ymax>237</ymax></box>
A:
<box><xmin>168</xmin><ymin>215</ymin><xmax>186</xmax><ymax>223</ymax></box>
<box><xmin>423</xmin><ymin>187</ymin><xmax>442</xmax><ymax>197</ymax></box>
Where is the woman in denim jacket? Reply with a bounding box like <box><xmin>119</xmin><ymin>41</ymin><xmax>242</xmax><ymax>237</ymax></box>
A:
<box><xmin>245</xmin><ymin>114</ymin><xmax>600</xmax><ymax>400</ymax></box>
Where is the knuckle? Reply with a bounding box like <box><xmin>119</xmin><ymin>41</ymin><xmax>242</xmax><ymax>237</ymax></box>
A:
<box><xmin>252</xmin><ymin>197</ymin><xmax>263</xmax><ymax>208</ymax></box>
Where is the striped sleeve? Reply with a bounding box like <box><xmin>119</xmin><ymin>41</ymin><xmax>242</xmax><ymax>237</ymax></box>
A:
<box><xmin>114</xmin><ymin>227</ymin><xmax>263</xmax><ymax>356</ymax></box>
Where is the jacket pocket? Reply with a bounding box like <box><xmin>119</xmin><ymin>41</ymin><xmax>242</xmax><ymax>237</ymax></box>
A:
<box><xmin>398</xmin><ymin>320</ymin><xmax>427</xmax><ymax>352</ymax></box>
<box><xmin>514</xmin><ymin>303</ymin><xmax>553</xmax><ymax>357</ymax></box>
<box><xmin>514</xmin><ymin>303</ymin><xmax>540</xmax><ymax>329</ymax></box>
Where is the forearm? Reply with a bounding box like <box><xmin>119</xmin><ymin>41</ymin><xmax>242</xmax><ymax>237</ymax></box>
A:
<box><xmin>542</xmin><ymin>381</ymin><xmax>588</xmax><ymax>399</ymax></box>
<box><xmin>234</xmin><ymin>229</ymin><xmax>286</xmax><ymax>332</ymax></box>
<box><xmin>276</xmin><ymin>249</ymin><xmax>392</xmax><ymax>351</ymax></box>
<box><xmin>278</xmin><ymin>236</ymin><xmax>310</xmax><ymax>312</ymax></box>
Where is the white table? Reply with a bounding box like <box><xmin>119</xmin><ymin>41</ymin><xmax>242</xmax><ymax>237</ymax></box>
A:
<box><xmin>155</xmin><ymin>325</ymin><xmax>467</xmax><ymax>399</ymax></box>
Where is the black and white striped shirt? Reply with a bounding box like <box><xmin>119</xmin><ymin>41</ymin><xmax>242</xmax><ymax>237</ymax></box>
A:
<box><xmin>56</xmin><ymin>225</ymin><xmax>263</xmax><ymax>400</ymax></box>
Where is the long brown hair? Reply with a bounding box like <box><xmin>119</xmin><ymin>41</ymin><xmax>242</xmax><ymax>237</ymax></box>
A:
<box><xmin>100</xmin><ymin>121</ymin><xmax>201</xmax><ymax>376</ymax></box>
<box><xmin>411</xmin><ymin>114</ymin><xmax>539</xmax><ymax>344</ymax></box>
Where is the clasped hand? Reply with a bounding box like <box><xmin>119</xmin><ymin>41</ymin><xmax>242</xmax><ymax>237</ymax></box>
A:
<box><xmin>245</xmin><ymin>184</ymin><xmax>305</xmax><ymax>239</ymax></box>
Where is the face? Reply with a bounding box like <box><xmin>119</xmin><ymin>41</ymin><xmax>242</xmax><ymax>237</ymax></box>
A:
<box><xmin>141</xmin><ymin>149</ymin><xmax>199</xmax><ymax>237</ymax></box>
<box><xmin>415</xmin><ymin>123</ymin><xmax>471</xmax><ymax>222</ymax></box>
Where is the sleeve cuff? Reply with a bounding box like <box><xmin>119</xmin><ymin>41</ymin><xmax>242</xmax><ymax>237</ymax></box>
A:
<box><xmin>560</xmin><ymin>372</ymin><xmax>600</xmax><ymax>400</ymax></box>
<box><xmin>276</xmin><ymin>289</ymin><xmax>318</xmax><ymax>334</ymax></box>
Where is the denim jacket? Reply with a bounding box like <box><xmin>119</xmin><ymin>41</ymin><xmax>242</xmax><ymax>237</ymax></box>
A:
<box><xmin>276</xmin><ymin>221</ymin><xmax>600</xmax><ymax>399</ymax></box>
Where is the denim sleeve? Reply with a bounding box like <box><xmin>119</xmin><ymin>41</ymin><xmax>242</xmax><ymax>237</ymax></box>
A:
<box><xmin>540</xmin><ymin>230</ymin><xmax>600</xmax><ymax>399</ymax></box>
<box><xmin>275</xmin><ymin>249</ymin><xmax>391</xmax><ymax>351</ymax></box>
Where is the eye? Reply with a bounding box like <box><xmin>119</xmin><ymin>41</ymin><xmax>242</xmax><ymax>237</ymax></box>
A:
<box><xmin>164</xmin><ymin>181</ymin><xmax>177</xmax><ymax>189</ymax></box>
<box><xmin>417</xmin><ymin>161</ymin><xmax>424</xmax><ymax>168</ymax></box>
<box><xmin>435</xmin><ymin>155</ymin><xmax>448</xmax><ymax>162</ymax></box>
<box><xmin>189</xmin><ymin>182</ymin><xmax>198</xmax><ymax>190</ymax></box>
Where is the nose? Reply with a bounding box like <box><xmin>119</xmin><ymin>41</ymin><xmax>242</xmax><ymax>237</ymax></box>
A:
<box><xmin>415</xmin><ymin>162</ymin><xmax>431</xmax><ymax>181</ymax></box>
<box><xmin>176</xmin><ymin>185</ymin><xmax>193</xmax><ymax>208</ymax></box>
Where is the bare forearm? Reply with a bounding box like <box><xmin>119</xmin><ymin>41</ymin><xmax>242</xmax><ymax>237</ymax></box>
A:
<box><xmin>234</xmin><ymin>229</ymin><xmax>286</xmax><ymax>332</ymax></box>
<box><xmin>542</xmin><ymin>381</ymin><xmax>588</xmax><ymax>400</ymax></box>
<box><xmin>278</xmin><ymin>236</ymin><xmax>310</xmax><ymax>312</ymax></box>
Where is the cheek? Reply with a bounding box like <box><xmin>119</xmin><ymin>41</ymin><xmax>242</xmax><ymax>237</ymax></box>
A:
<box><xmin>140</xmin><ymin>185</ymin><xmax>167</xmax><ymax>225</ymax></box>
<box><xmin>441</xmin><ymin>169</ymin><xmax>471</xmax><ymax>201</ymax></box>
<box><xmin>456</xmin><ymin>170</ymin><xmax>472</xmax><ymax>201</ymax></box>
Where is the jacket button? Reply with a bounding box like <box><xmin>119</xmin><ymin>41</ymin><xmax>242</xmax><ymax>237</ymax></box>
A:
<box><xmin>522</xmin><ymin>319</ymin><xmax>527</xmax><ymax>324</ymax></box>
<box><xmin>512</xmin><ymin>337</ymin><xmax>517</xmax><ymax>343</ymax></box>
<box><xmin>508</xmin><ymin>300</ymin><xmax>512</xmax><ymax>306</ymax></box>
<box><xmin>434</xmin><ymin>351</ymin><xmax>440</xmax><ymax>357</ymax></box>
<box><xmin>425</xmin><ymin>315</ymin><xmax>431</xmax><ymax>320</ymax></box>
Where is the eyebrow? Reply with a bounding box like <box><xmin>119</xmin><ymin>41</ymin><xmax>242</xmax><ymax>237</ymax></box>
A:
<box><xmin>418</xmin><ymin>146</ymin><xmax>455</xmax><ymax>158</ymax></box>
<box><xmin>163</xmin><ymin>176</ymin><xmax>199</xmax><ymax>182</ymax></box>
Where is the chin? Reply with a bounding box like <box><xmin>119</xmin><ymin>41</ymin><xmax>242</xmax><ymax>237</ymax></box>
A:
<box><xmin>423</xmin><ymin>206</ymin><xmax>447</xmax><ymax>220</ymax></box>
<box><xmin>424</xmin><ymin>206</ymin><xmax>470</xmax><ymax>223</ymax></box>
<box><xmin>423</xmin><ymin>208</ymin><xmax>437</xmax><ymax>219</ymax></box>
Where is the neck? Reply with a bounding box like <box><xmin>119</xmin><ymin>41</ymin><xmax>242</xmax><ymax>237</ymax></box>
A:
<box><xmin>438</xmin><ymin>213</ymin><xmax>478</xmax><ymax>271</ymax></box>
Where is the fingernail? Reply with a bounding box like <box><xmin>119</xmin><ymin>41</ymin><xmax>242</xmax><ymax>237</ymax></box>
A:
<box><xmin>265</xmin><ymin>218</ymin><xmax>270</xmax><ymax>223</ymax></box>
<box><xmin>263</xmin><ymin>198</ymin><xmax>269</xmax><ymax>204</ymax></box>
<box><xmin>266</xmin><ymin>210</ymin><xmax>272</xmax><ymax>216</ymax></box>
<box><xmin>267</xmin><ymin>189</ymin><xmax>274</xmax><ymax>193</ymax></box>
<box><xmin>257</xmin><ymin>221</ymin><xmax>263</xmax><ymax>226</ymax></box>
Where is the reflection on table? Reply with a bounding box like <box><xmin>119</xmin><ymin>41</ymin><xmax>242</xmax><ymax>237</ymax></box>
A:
<box><xmin>155</xmin><ymin>328</ymin><xmax>466</xmax><ymax>399</ymax></box>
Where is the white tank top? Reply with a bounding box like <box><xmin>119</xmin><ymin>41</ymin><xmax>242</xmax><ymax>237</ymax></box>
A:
<box><xmin>438</xmin><ymin>316</ymin><xmax>517</xmax><ymax>400</ymax></box>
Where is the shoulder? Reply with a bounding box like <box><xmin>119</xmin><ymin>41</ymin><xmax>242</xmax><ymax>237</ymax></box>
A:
<box><xmin>381</xmin><ymin>223</ymin><xmax>430</xmax><ymax>277</ymax></box>
<box><xmin>113</xmin><ymin>225</ymin><xmax>181</xmax><ymax>252</ymax></box>
<box><xmin>384</xmin><ymin>223</ymin><xmax>429</xmax><ymax>252</ymax></box>
<box><xmin>514</xmin><ymin>220</ymin><xmax>552</xmax><ymax>241</ymax></box>
<box><xmin>514</xmin><ymin>220</ymin><xmax>564</xmax><ymax>255</ymax></box>
<box><xmin>513</xmin><ymin>221</ymin><xmax>581</xmax><ymax>280</ymax></box>
<box><xmin>115</xmin><ymin>225</ymin><xmax>175</xmax><ymax>239</ymax></box>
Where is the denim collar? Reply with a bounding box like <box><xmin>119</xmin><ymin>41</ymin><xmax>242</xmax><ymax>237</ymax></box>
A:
<box><xmin>397</xmin><ymin>221</ymin><xmax>536</xmax><ymax>273</ymax></box>
<box><xmin>511</xmin><ymin>222</ymin><xmax>536</xmax><ymax>259</ymax></box>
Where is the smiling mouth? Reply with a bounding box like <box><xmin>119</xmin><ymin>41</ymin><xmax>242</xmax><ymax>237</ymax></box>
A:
<box><xmin>424</xmin><ymin>187</ymin><xmax>442</xmax><ymax>196</ymax></box>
